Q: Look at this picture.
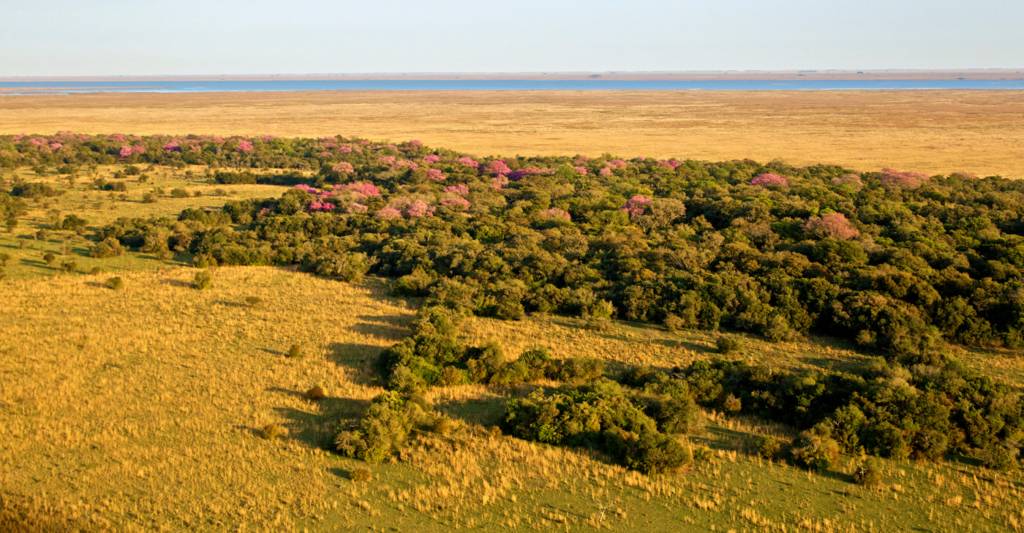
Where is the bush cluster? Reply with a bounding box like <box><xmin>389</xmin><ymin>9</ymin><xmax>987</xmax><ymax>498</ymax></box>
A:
<box><xmin>503</xmin><ymin>381</ymin><xmax>692</xmax><ymax>474</ymax></box>
<box><xmin>636</xmin><ymin>359</ymin><xmax>1024</xmax><ymax>468</ymax></box>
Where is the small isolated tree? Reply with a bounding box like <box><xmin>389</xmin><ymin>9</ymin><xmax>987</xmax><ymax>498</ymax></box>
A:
<box><xmin>192</xmin><ymin>270</ymin><xmax>212</xmax><ymax>290</ymax></box>
<box><xmin>287</xmin><ymin>344</ymin><xmax>304</xmax><ymax>359</ymax></box>
<box><xmin>104</xmin><ymin>276</ymin><xmax>124</xmax><ymax>290</ymax></box>
<box><xmin>853</xmin><ymin>459</ymin><xmax>882</xmax><ymax>487</ymax></box>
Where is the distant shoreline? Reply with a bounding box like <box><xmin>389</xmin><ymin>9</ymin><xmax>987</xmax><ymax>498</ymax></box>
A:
<box><xmin>2</xmin><ymin>69</ymin><xmax>1023</xmax><ymax>83</ymax></box>
<box><xmin>2</xmin><ymin>78</ymin><xmax>1024</xmax><ymax>96</ymax></box>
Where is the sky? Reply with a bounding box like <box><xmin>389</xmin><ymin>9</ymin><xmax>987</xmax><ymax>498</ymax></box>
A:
<box><xmin>1</xmin><ymin>0</ymin><xmax>1021</xmax><ymax>77</ymax></box>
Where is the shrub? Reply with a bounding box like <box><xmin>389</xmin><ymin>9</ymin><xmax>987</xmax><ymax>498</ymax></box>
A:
<box><xmin>306</xmin><ymin>385</ymin><xmax>327</xmax><ymax>401</ymax></box>
<box><xmin>716</xmin><ymin>336</ymin><xmax>739</xmax><ymax>354</ymax></box>
<box><xmin>502</xmin><ymin>382</ymin><xmax>689</xmax><ymax>473</ymax></box>
<box><xmin>722</xmin><ymin>394</ymin><xmax>742</xmax><ymax>413</ymax></box>
<box><xmin>852</xmin><ymin>459</ymin><xmax>882</xmax><ymax>486</ymax></box>
<box><xmin>90</xmin><ymin>237</ymin><xmax>125</xmax><ymax>258</ymax></box>
<box><xmin>287</xmin><ymin>344</ymin><xmax>304</xmax><ymax>359</ymax></box>
<box><xmin>349</xmin><ymin>468</ymin><xmax>372</xmax><ymax>482</ymax></box>
<box><xmin>104</xmin><ymin>276</ymin><xmax>124</xmax><ymax>290</ymax></box>
<box><xmin>192</xmin><ymin>270</ymin><xmax>212</xmax><ymax>290</ymax></box>
<box><xmin>790</xmin><ymin>429</ymin><xmax>841</xmax><ymax>471</ymax></box>
<box><xmin>334</xmin><ymin>392</ymin><xmax>431</xmax><ymax>464</ymax></box>
<box><xmin>260</xmin><ymin>423</ymin><xmax>288</xmax><ymax>440</ymax></box>
<box><xmin>751</xmin><ymin>435</ymin><xmax>783</xmax><ymax>459</ymax></box>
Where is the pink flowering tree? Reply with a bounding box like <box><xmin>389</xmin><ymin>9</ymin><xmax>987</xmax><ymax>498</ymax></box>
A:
<box><xmin>750</xmin><ymin>173</ymin><xmax>789</xmax><ymax>188</ymax></box>
<box><xmin>805</xmin><ymin>212</ymin><xmax>860</xmax><ymax>240</ymax></box>
<box><xmin>457</xmin><ymin>156</ymin><xmax>479</xmax><ymax>169</ymax></box>
<box><xmin>237</xmin><ymin>140</ymin><xmax>254</xmax><ymax>153</ymax></box>
<box><xmin>486</xmin><ymin>159</ymin><xmax>511</xmax><ymax>176</ymax></box>
<box><xmin>423</xmin><ymin>154</ymin><xmax>441</xmax><ymax>164</ymax></box>
<box><xmin>574</xmin><ymin>166</ymin><xmax>589</xmax><ymax>176</ymax></box>
<box><xmin>444</xmin><ymin>184</ymin><xmax>470</xmax><ymax>196</ymax></box>
<box><xmin>339</xmin><ymin>181</ymin><xmax>381</xmax><ymax>198</ymax></box>
<box><xmin>331</xmin><ymin>161</ymin><xmax>355</xmax><ymax>174</ymax></box>
<box><xmin>440</xmin><ymin>195</ymin><xmax>471</xmax><ymax>210</ymax></box>
<box><xmin>622</xmin><ymin>195</ymin><xmax>653</xmax><ymax>219</ymax></box>
<box><xmin>879</xmin><ymin>168</ymin><xmax>928</xmax><ymax>189</ymax></box>
<box><xmin>491</xmin><ymin>175</ymin><xmax>509</xmax><ymax>190</ymax></box>
<box><xmin>538</xmin><ymin>207</ymin><xmax>572</xmax><ymax>223</ymax></box>
<box><xmin>376</xmin><ymin>206</ymin><xmax>402</xmax><ymax>220</ymax></box>
<box><xmin>404</xmin><ymin>199</ymin><xmax>434</xmax><ymax>218</ymax></box>
<box><xmin>831</xmin><ymin>173</ymin><xmax>863</xmax><ymax>190</ymax></box>
<box><xmin>426</xmin><ymin>168</ymin><xmax>446</xmax><ymax>182</ymax></box>
<box><xmin>308</xmin><ymin>200</ymin><xmax>336</xmax><ymax>212</ymax></box>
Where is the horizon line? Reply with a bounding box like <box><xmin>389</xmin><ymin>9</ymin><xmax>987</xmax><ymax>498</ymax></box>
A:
<box><xmin>3</xmin><ymin>68</ymin><xmax>1024</xmax><ymax>83</ymax></box>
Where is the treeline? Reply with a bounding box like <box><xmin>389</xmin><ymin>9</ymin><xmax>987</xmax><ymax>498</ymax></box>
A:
<box><xmin>335</xmin><ymin>305</ymin><xmax>1023</xmax><ymax>474</ymax></box>
<box><xmin>53</xmin><ymin>132</ymin><xmax>1024</xmax><ymax>363</ymax></box>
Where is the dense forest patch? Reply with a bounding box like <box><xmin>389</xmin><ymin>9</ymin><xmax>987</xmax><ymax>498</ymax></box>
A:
<box><xmin>5</xmin><ymin>133</ymin><xmax>1019</xmax><ymax>362</ymax></box>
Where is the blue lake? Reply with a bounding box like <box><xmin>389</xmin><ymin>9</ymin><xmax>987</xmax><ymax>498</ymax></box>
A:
<box><xmin>2</xmin><ymin>76</ymin><xmax>1024</xmax><ymax>93</ymax></box>
<box><xmin>2</xmin><ymin>79</ymin><xmax>1024</xmax><ymax>95</ymax></box>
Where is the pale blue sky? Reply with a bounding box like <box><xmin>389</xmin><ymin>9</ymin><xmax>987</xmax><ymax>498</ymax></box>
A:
<box><xmin>1</xmin><ymin>0</ymin><xmax>1021</xmax><ymax>76</ymax></box>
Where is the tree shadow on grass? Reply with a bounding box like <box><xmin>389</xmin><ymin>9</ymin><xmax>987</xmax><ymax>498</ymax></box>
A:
<box><xmin>327</xmin><ymin>342</ymin><xmax>385</xmax><ymax>386</ymax></box>
<box><xmin>435</xmin><ymin>396</ymin><xmax>508</xmax><ymax>426</ymax></box>
<box><xmin>350</xmin><ymin>321</ymin><xmax>409</xmax><ymax>341</ymax></box>
<box><xmin>270</xmin><ymin>388</ymin><xmax>371</xmax><ymax>450</ymax></box>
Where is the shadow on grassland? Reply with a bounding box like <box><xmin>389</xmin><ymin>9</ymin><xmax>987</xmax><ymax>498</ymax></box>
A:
<box><xmin>269</xmin><ymin>387</ymin><xmax>371</xmax><ymax>450</ymax></box>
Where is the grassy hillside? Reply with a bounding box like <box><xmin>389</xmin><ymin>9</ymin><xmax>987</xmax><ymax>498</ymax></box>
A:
<box><xmin>1</xmin><ymin>267</ymin><xmax>1022</xmax><ymax>531</ymax></box>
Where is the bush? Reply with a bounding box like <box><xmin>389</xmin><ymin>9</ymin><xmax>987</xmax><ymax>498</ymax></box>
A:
<box><xmin>349</xmin><ymin>468</ymin><xmax>372</xmax><ymax>482</ymax></box>
<box><xmin>716</xmin><ymin>336</ymin><xmax>740</xmax><ymax>354</ymax></box>
<box><xmin>104</xmin><ymin>276</ymin><xmax>124</xmax><ymax>290</ymax></box>
<box><xmin>334</xmin><ymin>392</ymin><xmax>431</xmax><ymax>464</ymax></box>
<box><xmin>306</xmin><ymin>385</ymin><xmax>327</xmax><ymax>401</ymax></box>
<box><xmin>287</xmin><ymin>344</ymin><xmax>304</xmax><ymax>359</ymax></box>
<box><xmin>751</xmin><ymin>435</ymin><xmax>783</xmax><ymax>459</ymax></box>
<box><xmin>90</xmin><ymin>237</ymin><xmax>125</xmax><ymax>258</ymax></box>
<box><xmin>852</xmin><ymin>459</ymin><xmax>882</xmax><ymax>486</ymax></box>
<box><xmin>790</xmin><ymin>429</ymin><xmax>841</xmax><ymax>471</ymax></box>
<box><xmin>260</xmin><ymin>423</ymin><xmax>288</xmax><ymax>440</ymax></box>
<box><xmin>192</xmin><ymin>270</ymin><xmax>212</xmax><ymax>290</ymax></box>
<box><xmin>502</xmin><ymin>382</ymin><xmax>689</xmax><ymax>473</ymax></box>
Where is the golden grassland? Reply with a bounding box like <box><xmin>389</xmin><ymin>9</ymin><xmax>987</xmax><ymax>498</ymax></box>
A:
<box><xmin>2</xmin><ymin>266</ymin><xmax>1024</xmax><ymax>531</ymax></box>
<box><xmin>2</xmin><ymin>90</ymin><xmax>1024</xmax><ymax>177</ymax></box>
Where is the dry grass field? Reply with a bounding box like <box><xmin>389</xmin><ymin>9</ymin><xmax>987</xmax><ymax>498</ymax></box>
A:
<box><xmin>2</xmin><ymin>90</ymin><xmax>1024</xmax><ymax>177</ymax></box>
<box><xmin>3</xmin><ymin>267</ymin><xmax>1024</xmax><ymax>531</ymax></box>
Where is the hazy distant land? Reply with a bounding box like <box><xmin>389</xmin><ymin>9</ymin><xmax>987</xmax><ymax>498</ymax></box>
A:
<box><xmin>1</xmin><ymin>89</ymin><xmax>1022</xmax><ymax>177</ymax></box>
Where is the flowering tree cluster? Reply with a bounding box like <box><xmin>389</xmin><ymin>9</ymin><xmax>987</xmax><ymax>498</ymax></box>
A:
<box><xmin>805</xmin><ymin>212</ymin><xmax>860</xmax><ymax>240</ymax></box>
<box><xmin>879</xmin><ymin>168</ymin><xmax>929</xmax><ymax>189</ymax></box>
<box><xmin>622</xmin><ymin>195</ymin><xmax>652</xmax><ymax>219</ymax></box>
<box><xmin>750</xmin><ymin>172</ymin><xmax>789</xmax><ymax>188</ymax></box>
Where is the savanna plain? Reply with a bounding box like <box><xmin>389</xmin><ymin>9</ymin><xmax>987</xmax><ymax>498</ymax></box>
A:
<box><xmin>1</xmin><ymin>91</ymin><xmax>1024</xmax><ymax>532</ymax></box>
